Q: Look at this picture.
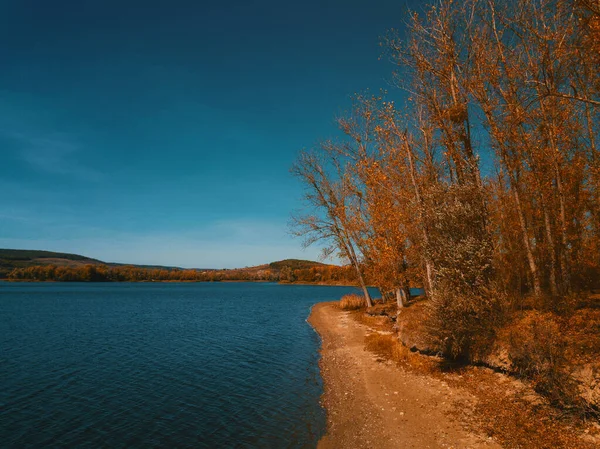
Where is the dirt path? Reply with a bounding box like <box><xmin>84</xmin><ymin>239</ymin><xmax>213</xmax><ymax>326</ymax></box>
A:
<box><xmin>309</xmin><ymin>302</ymin><xmax>502</xmax><ymax>449</ymax></box>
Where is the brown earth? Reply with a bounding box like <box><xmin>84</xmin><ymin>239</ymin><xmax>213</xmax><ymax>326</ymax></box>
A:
<box><xmin>308</xmin><ymin>302</ymin><xmax>501</xmax><ymax>449</ymax></box>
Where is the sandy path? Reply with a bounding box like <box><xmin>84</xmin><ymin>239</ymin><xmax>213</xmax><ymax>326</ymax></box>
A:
<box><xmin>308</xmin><ymin>302</ymin><xmax>502</xmax><ymax>449</ymax></box>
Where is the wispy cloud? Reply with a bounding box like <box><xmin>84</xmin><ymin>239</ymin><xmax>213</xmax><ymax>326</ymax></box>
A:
<box><xmin>0</xmin><ymin>212</ymin><xmax>31</xmax><ymax>222</ymax></box>
<box><xmin>9</xmin><ymin>131</ymin><xmax>103</xmax><ymax>181</ymax></box>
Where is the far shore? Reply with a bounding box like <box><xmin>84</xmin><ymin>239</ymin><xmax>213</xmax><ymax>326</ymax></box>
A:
<box><xmin>0</xmin><ymin>279</ymin><xmax>358</xmax><ymax>287</ymax></box>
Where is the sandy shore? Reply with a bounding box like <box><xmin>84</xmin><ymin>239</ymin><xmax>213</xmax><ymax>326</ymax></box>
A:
<box><xmin>308</xmin><ymin>302</ymin><xmax>502</xmax><ymax>449</ymax></box>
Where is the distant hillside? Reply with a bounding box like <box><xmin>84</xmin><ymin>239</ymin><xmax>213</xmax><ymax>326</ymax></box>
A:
<box><xmin>0</xmin><ymin>249</ymin><xmax>339</xmax><ymax>282</ymax></box>
<box><xmin>0</xmin><ymin>249</ymin><xmax>102</xmax><ymax>263</ymax></box>
<box><xmin>0</xmin><ymin>249</ymin><xmax>102</xmax><ymax>278</ymax></box>
<box><xmin>268</xmin><ymin>259</ymin><xmax>328</xmax><ymax>271</ymax></box>
<box><xmin>0</xmin><ymin>249</ymin><xmax>187</xmax><ymax>278</ymax></box>
<box><xmin>108</xmin><ymin>262</ymin><xmax>187</xmax><ymax>271</ymax></box>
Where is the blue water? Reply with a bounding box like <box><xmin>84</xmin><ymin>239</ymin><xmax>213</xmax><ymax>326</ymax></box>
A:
<box><xmin>0</xmin><ymin>282</ymin><xmax>375</xmax><ymax>448</ymax></box>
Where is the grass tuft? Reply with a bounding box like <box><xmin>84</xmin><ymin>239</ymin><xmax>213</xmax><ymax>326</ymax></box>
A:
<box><xmin>339</xmin><ymin>294</ymin><xmax>366</xmax><ymax>310</ymax></box>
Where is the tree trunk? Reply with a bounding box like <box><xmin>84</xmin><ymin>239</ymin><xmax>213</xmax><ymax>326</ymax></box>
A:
<box><xmin>511</xmin><ymin>179</ymin><xmax>542</xmax><ymax>297</ymax></box>
<box><xmin>542</xmin><ymin>204</ymin><xmax>559</xmax><ymax>297</ymax></box>
<box><xmin>360</xmin><ymin>281</ymin><xmax>373</xmax><ymax>308</ymax></box>
<box><xmin>338</xmin><ymin>228</ymin><xmax>373</xmax><ymax>308</ymax></box>
<box><xmin>424</xmin><ymin>261</ymin><xmax>434</xmax><ymax>298</ymax></box>
<box><xmin>349</xmin><ymin>250</ymin><xmax>372</xmax><ymax>308</ymax></box>
<box><xmin>404</xmin><ymin>137</ymin><xmax>435</xmax><ymax>296</ymax></box>
<box><xmin>347</xmin><ymin>255</ymin><xmax>372</xmax><ymax>308</ymax></box>
<box><xmin>381</xmin><ymin>289</ymin><xmax>390</xmax><ymax>303</ymax></box>
<box><xmin>396</xmin><ymin>287</ymin><xmax>404</xmax><ymax>309</ymax></box>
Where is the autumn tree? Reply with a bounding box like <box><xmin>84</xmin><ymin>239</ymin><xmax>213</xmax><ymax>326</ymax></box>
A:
<box><xmin>291</xmin><ymin>151</ymin><xmax>373</xmax><ymax>307</ymax></box>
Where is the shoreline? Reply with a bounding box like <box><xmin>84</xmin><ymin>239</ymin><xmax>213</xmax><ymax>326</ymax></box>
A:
<box><xmin>308</xmin><ymin>302</ymin><xmax>501</xmax><ymax>449</ymax></box>
<box><xmin>0</xmin><ymin>279</ymin><xmax>358</xmax><ymax>287</ymax></box>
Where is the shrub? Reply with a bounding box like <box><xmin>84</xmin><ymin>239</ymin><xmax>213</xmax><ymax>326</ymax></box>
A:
<box><xmin>422</xmin><ymin>182</ymin><xmax>503</xmax><ymax>361</ymax></box>
<box><xmin>365</xmin><ymin>333</ymin><xmax>397</xmax><ymax>357</ymax></box>
<box><xmin>505</xmin><ymin>311</ymin><xmax>583</xmax><ymax>410</ymax></box>
<box><xmin>339</xmin><ymin>294</ymin><xmax>365</xmax><ymax>310</ymax></box>
<box><xmin>426</xmin><ymin>283</ymin><xmax>506</xmax><ymax>361</ymax></box>
<box><xmin>506</xmin><ymin>312</ymin><xmax>564</xmax><ymax>377</ymax></box>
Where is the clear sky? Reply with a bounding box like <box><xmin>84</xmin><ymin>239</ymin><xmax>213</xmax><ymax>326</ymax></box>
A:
<box><xmin>0</xmin><ymin>0</ymin><xmax>419</xmax><ymax>268</ymax></box>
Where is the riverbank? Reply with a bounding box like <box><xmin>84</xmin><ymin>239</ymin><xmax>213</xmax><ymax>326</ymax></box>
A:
<box><xmin>309</xmin><ymin>301</ymin><xmax>600</xmax><ymax>448</ymax></box>
<box><xmin>308</xmin><ymin>302</ymin><xmax>501</xmax><ymax>448</ymax></box>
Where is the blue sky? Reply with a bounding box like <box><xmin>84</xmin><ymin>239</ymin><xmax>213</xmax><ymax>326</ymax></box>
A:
<box><xmin>0</xmin><ymin>0</ymin><xmax>419</xmax><ymax>268</ymax></box>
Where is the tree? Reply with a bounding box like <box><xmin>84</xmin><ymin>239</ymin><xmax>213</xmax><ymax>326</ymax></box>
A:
<box><xmin>291</xmin><ymin>151</ymin><xmax>373</xmax><ymax>307</ymax></box>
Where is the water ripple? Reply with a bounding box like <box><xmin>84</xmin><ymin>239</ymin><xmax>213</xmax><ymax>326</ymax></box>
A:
<box><xmin>0</xmin><ymin>282</ymin><xmax>377</xmax><ymax>448</ymax></box>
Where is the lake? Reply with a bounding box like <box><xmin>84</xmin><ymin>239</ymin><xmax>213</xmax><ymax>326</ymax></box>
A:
<box><xmin>0</xmin><ymin>282</ymin><xmax>376</xmax><ymax>448</ymax></box>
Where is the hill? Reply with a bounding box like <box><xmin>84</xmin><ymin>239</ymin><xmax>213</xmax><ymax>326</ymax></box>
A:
<box><xmin>0</xmin><ymin>249</ymin><xmax>344</xmax><ymax>283</ymax></box>
<box><xmin>268</xmin><ymin>259</ymin><xmax>328</xmax><ymax>271</ymax></box>
<box><xmin>0</xmin><ymin>248</ymin><xmax>102</xmax><ymax>263</ymax></box>
<box><xmin>0</xmin><ymin>249</ymin><xmax>189</xmax><ymax>278</ymax></box>
<box><xmin>0</xmin><ymin>249</ymin><xmax>103</xmax><ymax>278</ymax></box>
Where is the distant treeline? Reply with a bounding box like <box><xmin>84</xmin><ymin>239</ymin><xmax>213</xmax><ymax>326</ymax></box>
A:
<box><xmin>6</xmin><ymin>264</ymin><xmax>358</xmax><ymax>284</ymax></box>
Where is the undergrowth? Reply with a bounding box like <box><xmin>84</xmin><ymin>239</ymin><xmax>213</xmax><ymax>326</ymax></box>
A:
<box><xmin>350</xmin><ymin>298</ymin><xmax>600</xmax><ymax>448</ymax></box>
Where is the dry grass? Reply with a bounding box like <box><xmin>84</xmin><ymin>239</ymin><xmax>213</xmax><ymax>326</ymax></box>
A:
<box><xmin>365</xmin><ymin>300</ymin><xmax>397</xmax><ymax>317</ymax></box>
<box><xmin>338</xmin><ymin>294</ymin><xmax>366</xmax><ymax>310</ymax></box>
<box><xmin>494</xmin><ymin>308</ymin><xmax>600</xmax><ymax>416</ymax></box>
<box><xmin>365</xmin><ymin>332</ymin><xmax>435</xmax><ymax>372</ymax></box>
<box><xmin>358</xmin><ymin>303</ymin><xmax>600</xmax><ymax>448</ymax></box>
<box><xmin>351</xmin><ymin>310</ymin><xmax>394</xmax><ymax>330</ymax></box>
<box><xmin>365</xmin><ymin>333</ymin><xmax>397</xmax><ymax>357</ymax></box>
<box><xmin>362</xmin><ymin>332</ymin><xmax>598</xmax><ymax>448</ymax></box>
<box><xmin>501</xmin><ymin>311</ymin><xmax>580</xmax><ymax>408</ymax></box>
<box><xmin>355</xmin><ymin>301</ymin><xmax>431</xmax><ymax>371</ymax></box>
<box><xmin>454</xmin><ymin>369</ymin><xmax>599</xmax><ymax>449</ymax></box>
<box><xmin>563</xmin><ymin>307</ymin><xmax>600</xmax><ymax>365</ymax></box>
